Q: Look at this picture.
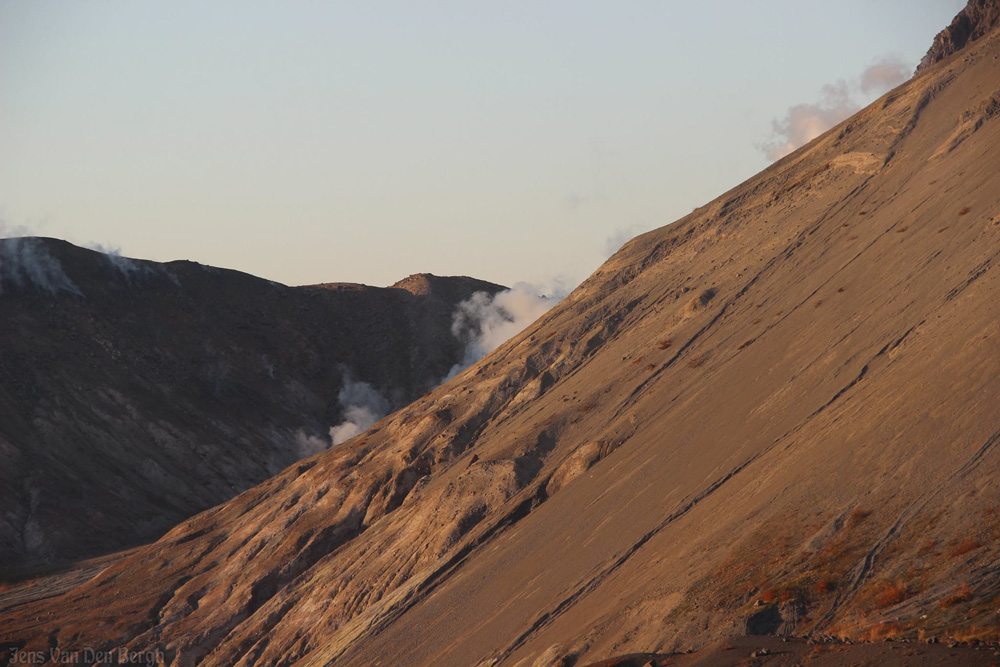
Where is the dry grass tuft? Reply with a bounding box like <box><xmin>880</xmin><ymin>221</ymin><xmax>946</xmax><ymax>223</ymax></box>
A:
<box><xmin>871</xmin><ymin>581</ymin><xmax>909</xmax><ymax>608</ymax></box>
<box><xmin>958</xmin><ymin>206</ymin><xmax>971</xmax><ymax>216</ymax></box>
<box><xmin>656</xmin><ymin>339</ymin><xmax>672</xmax><ymax>350</ymax></box>
<box><xmin>939</xmin><ymin>581</ymin><xmax>974</xmax><ymax>608</ymax></box>
<box><xmin>814</xmin><ymin>577</ymin><xmax>837</xmax><ymax>595</ymax></box>
<box><xmin>949</xmin><ymin>539</ymin><xmax>982</xmax><ymax>559</ymax></box>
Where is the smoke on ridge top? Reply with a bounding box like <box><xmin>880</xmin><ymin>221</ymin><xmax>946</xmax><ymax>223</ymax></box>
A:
<box><xmin>761</xmin><ymin>55</ymin><xmax>912</xmax><ymax>162</ymax></box>
<box><xmin>0</xmin><ymin>221</ymin><xmax>81</xmax><ymax>296</ymax></box>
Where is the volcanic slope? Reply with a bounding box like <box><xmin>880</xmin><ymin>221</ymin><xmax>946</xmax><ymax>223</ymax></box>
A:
<box><xmin>0</xmin><ymin>239</ymin><xmax>503</xmax><ymax>570</ymax></box>
<box><xmin>5</xmin><ymin>11</ymin><xmax>1000</xmax><ymax>667</ymax></box>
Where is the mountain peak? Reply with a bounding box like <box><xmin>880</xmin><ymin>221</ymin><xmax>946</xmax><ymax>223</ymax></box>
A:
<box><xmin>918</xmin><ymin>0</ymin><xmax>1000</xmax><ymax>72</ymax></box>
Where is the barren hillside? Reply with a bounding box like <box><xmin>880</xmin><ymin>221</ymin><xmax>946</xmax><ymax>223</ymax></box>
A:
<box><xmin>0</xmin><ymin>239</ymin><xmax>503</xmax><ymax>570</ymax></box>
<box><xmin>2</xmin><ymin>4</ymin><xmax>1000</xmax><ymax>666</ymax></box>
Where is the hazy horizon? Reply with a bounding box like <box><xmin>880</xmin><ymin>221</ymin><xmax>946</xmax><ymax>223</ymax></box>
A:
<box><xmin>0</xmin><ymin>1</ymin><xmax>964</xmax><ymax>289</ymax></box>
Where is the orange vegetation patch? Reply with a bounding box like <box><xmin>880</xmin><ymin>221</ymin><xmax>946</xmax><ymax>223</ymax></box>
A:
<box><xmin>958</xmin><ymin>206</ymin><xmax>971</xmax><ymax>216</ymax></box>
<box><xmin>939</xmin><ymin>582</ymin><xmax>974</xmax><ymax>608</ymax></box>
<box><xmin>871</xmin><ymin>581</ymin><xmax>909</xmax><ymax>608</ymax></box>
<box><xmin>814</xmin><ymin>577</ymin><xmax>837</xmax><ymax>595</ymax></box>
<box><xmin>759</xmin><ymin>588</ymin><xmax>779</xmax><ymax>603</ymax></box>
<box><xmin>656</xmin><ymin>339</ymin><xmax>672</xmax><ymax>350</ymax></box>
<box><xmin>865</xmin><ymin>621</ymin><xmax>902</xmax><ymax>640</ymax></box>
<box><xmin>948</xmin><ymin>539</ymin><xmax>982</xmax><ymax>559</ymax></box>
<box><xmin>631</xmin><ymin>356</ymin><xmax>645</xmax><ymax>365</ymax></box>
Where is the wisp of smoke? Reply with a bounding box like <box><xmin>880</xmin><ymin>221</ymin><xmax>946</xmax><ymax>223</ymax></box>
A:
<box><xmin>0</xmin><ymin>237</ymin><xmax>82</xmax><ymax>296</ymax></box>
<box><xmin>328</xmin><ymin>376</ymin><xmax>391</xmax><ymax>446</ymax></box>
<box><xmin>444</xmin><ymin>283</ymin><xmax>563</xmax><ymax>382</ymax></box>
<box><xmin>762</xmin><ymin>81</ymin><xmax>858</xmax><ymax>162</ymax></box>
<box><xmin>603</xmin><ymin>224</ymin><xmax>652</xmax><ymax>257</ymax></box>
<box><xmin>761</xmin><ymin>55</ymin><xmax>912</xmax><ymax>162</ymax></box>
<box><xmin>88</xmin><ymin>242</ymin><xmax>143</xmax><ymax>278</ymax></box>
<box><xmin>859</xmin><ymin>54</ymin><xmax>910</xmax><ymax>96</ymax></box>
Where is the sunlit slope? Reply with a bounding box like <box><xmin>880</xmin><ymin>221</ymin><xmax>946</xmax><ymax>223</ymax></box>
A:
<box><xmin>3</xmin><ymin>16</ymin><xmax>1000</xmax><ymax>667</ymax></box>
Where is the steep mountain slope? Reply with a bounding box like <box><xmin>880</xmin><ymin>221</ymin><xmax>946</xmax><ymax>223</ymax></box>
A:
<box><xmin>0</xmin><ymin>239</ymin><xmax>503</xmax><ymax>570</ymax></box>
<box><xmin>3</xmin><ymin>8</ymin><xmax>1000</xmax><ymax>667</ymax></box>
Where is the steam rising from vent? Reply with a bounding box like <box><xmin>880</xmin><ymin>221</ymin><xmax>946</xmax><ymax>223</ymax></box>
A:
<box><xmin>761</xmin><ymin>55</ymin><xmax>912</xmax><ymax>161</ymax></box>
<box><xmin>88</xmin><ymin>243</ymin><xmax>142</xmax><ymax>277</ymax></box>
<box><xmin>329</xmin><ymin>377</ymin><xmax>391</xmax><ymax>446</ymax></box>
<box><xmin>860</xmin><ymin>55</ymin><xmax>910</xmax><ymax>95</ymax></box>
<box><xmin>444</xmin><ymin>283</ymin><xmax>564</xmax><ymax>381</ymax></box>
<box><xmin>0</xmin><ymin>237</ymin><xmax>81</xmax><ymax>296</ymax></box>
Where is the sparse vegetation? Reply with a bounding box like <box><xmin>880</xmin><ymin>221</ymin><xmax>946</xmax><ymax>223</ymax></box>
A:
<box><xmin>948</xmin><ymin>538</ymin><xmax>982</xmax><ymax>559</ymax></box>
<box><xmin>958</xmin><ymin>206</ymin><xmax>971</xmax><ymax>216</ymax></box>
<box><xmin>656</xmin><ymin>339</ymin><xmax>672</xmax><ymax>350</ymax></box>
<box><xmin>870</xmin><ymin>581</ymin><xmax>909</xmax><ymax>609</ymax></box>
<box><xmin>896</xmin><ymin>226</ymin><xmax>909</xmax><ymax>233</ymax></box>
<box><xmin>814</xmin><ymin>577</ymin><xmax>837</xmax><ymax>595</ymax></box>
<box><xmin>939</xmin><ymin>581</ymin><xmax>974</xmax><ymax>608</ymax></box>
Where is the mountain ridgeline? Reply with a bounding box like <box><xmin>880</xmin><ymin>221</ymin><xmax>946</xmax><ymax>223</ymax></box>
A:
<box><xmin>0</xmin><ymin>237</ymin><xmax>504</xmax><ymax>570</ymax></box>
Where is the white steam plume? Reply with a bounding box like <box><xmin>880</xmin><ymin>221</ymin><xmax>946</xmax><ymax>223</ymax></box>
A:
<box><xmin>761</xmin><ymin>81</ymin><xmax>858</xmax><ymax>161</ymax></box>
<box><xmin>0</xmin><ymin>234</ymin><xmax>81</xmax><ymax>296</ymax></box>
<box><xmin>328</xmin><ymin>376</ymin><xmax>391</xmax><ymax>446</ymax></box>
<box><xmin>760</xmin><ymin>55</ymin><xmax>912</xmax><ymax>162</ymax></box>
<box><xmin>859</xmin><ymin>55</ymin><xmax>910</xmax><ymax>96</ymax></box>
<box><xmin>444</xmin><ymin>283</ymin><xmax>564</xmax><ymax>381</ymax></box>
<box><xmin>294</xmin><ymin>373</ymin><xmax>392</xmax><ymax>455</ymax></box>
<box><xmin>87</xmin><ymin>242</ymin><xmax>143</xmax><ymax>278</ymax></box>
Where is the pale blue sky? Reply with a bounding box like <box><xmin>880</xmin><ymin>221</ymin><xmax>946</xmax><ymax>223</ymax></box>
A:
<box><xmin>0</xmin><ymin>1</ymin><xmax>964</xmax><ymax>288</ymax></box>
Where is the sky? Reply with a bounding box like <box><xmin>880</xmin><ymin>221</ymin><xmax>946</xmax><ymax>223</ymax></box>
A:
<box><xmin>0</xmin><ymin>1</ymin><xmax>965</xmax><ymax>290</ymax></box>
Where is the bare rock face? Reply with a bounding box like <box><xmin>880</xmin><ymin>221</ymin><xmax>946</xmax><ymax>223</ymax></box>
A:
<box><xmin>918</xmin><ymin>0</ymin><xmax>1000</xmax><ymax>72</ymax></box>
<box><xmin>0</xmin><ymin>240</ymin><xmax>504</xmax><ymax>571</ymax></box>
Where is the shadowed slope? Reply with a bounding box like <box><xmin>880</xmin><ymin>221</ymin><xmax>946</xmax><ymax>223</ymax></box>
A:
<box><xmin>3</xmin><ymin>8</ymin><xmax>1000</xmax><ymax>667</ymax></box>
<box><xmin>0</xmin><ymin>239</ymin><xmax>503</xmax><ymax>570</ymax></box>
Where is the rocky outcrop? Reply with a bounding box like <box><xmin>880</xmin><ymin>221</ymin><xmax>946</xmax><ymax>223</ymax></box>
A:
<box><xmin>917</xmin><ymin>0</ymin><xmax>1000</xmax><ymax>72</ymax></box>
